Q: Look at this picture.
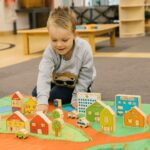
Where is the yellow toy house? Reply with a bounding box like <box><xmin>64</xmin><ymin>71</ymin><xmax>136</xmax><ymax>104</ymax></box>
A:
<box><xmin>6</xmin><ymin>111</ymin><xmax>29</xmax><ymax>132</ymax></box>
<box><xmin>100</xmin><ymin>106</ymin><xmax>116</xmax><ymax>133</ymax></box>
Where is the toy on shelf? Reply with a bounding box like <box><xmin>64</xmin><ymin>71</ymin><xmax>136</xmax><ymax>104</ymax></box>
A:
<box><xmin>76</xmin><ymin>24</ymin><xmax>99</xmax><ymax>30</ymax></box>
<box><xmin>30</xmin><ymin>111</ymin><xmax>51</xmax><ymax>135</ymax></box>
<box><xmin>6</xmin><ymin>111</ymin><xmax>29</xmax><ymax>133</ymax></box>
<box><xmin>11</xmin><ymin>91</ymin><xmax>24</xmax><ymax>112</ymax></box>
<box><xmin>16</xmin><ymin>128</ymin><xmax>29</xmax><ymax>139</ymax></box>
<box><xmin>123</xmin><ymin>106</ymin><xmax>147</xmax><ymax>128</ymax></box>
<box><xmin>68</xmin><ymin>110</ymin><xmax>79</xmax><ymax>119</ymax></box>
<box><xmin>77</xmin><ymin>117</ymin><xmax>90</xmax><ymax>128</ymax></box>
<box><xmin>77</xmin><ymin>92</ymin><xmax>101</xmax><ymax>114</ymax></box>
<box><xmin>115</xmin><ymin>94</ymin><xmax>141</xmax><ymax>116</ymax></box>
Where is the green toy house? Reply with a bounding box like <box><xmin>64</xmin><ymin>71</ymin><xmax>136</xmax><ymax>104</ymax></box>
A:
<box><xmin>85</xmin><ymin>101</ymin><xmax>106</xmax><ymax>122</ymax></box>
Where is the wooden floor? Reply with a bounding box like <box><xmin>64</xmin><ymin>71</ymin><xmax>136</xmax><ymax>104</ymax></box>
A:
<box><xmin>0</xmin><ymin>33</ymin><xmax>150</xmax><ymax>69</ymax></box>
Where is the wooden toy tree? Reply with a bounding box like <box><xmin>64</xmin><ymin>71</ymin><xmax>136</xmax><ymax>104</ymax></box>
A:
<box><xmin>52</xmin><ymin>119</ymin><xmax>62</xmax><ymax>137</ymax></box>
<box><xmin>51</xmin><ymin>109</ymin><xmax>63</xmax><ymax>119</ymax></box>
<box><xmin>51</xmin><ymin>110</ymin><xmax>61</xmax><ymax>119</ymax></box>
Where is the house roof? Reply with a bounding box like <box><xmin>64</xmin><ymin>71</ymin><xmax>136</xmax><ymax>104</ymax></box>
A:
<box><xmin>8</xmin><ymin>111</ymin><xmax>28</xmax><ymax>122</ymax></box>
<box><xmin>87</xmin><ymin>100</ymin><xmax>107</xmax><ymax>110</ymax></box>
<box><xmin>11</xmin><ymin>91</ymin><xmax>24</xmax><ymax>100</ymax></box>
<box><xmin>115</xmin><ymin>94</ymin><xmax>141</xmax><ymax>100</ymax></box>
<box><xmin>130</xmin><ymin>106</ymin><xmax>146</xmax><ymax>118</ymax></box>
<box><xmin>36</xmin><ymin>111</ymin><xmax>51</xmax><ymax>124</ymax></box>
<box><xmin>103</xmin><ymin>105</ymin><xmax>115</xmax><ymax>115</ymax></box>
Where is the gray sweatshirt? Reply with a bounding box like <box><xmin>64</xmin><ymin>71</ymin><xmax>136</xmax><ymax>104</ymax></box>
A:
<box><xmin>37</xmin><ymin>37</ymin><xmax>96</xmax><ymax>105</ymax></box>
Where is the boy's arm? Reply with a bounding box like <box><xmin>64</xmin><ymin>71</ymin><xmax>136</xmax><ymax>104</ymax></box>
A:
<box><xmin>36</xmin><ymin>46</ymin><xmax>55</xmax><ymax>105</ymax></box>
<box><xmin>71</xmin><ymin>43</ymin><xmax>96</xmax><ymax>105</ymax></box>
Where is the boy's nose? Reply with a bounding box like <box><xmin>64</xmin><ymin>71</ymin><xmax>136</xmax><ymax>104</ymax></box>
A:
<box><xmin>56</xmin><ymin>41</ymin><xmax>63</xmax><ymax>47</ymax></box>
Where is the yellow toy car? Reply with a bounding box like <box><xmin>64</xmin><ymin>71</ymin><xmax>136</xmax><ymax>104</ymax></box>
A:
<box><xmin>16</xmin><ymin>128</ymin><xmax>29</xmax><ymax>139</ymax></box>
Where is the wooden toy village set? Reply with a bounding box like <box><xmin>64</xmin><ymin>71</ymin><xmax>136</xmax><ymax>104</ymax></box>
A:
<box><xmin>0</xmin><ymin>91</ymin><xmax>150</xmax><ymax>149</ymax></box>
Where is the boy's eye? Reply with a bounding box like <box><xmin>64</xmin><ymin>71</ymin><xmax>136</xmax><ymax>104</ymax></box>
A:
<box><xmin>52</xmin><ymin>39</ymin><xmax>57</xmax><ymax>42</ymax></box>
<box><xmin>63</xmin><ymin>39</ymin><xmax>68</xmax><ymax>42</ymax></box>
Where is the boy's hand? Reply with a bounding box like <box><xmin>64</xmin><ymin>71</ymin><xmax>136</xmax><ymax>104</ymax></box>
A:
<box><xmin>72</xmin><ymin>102</ymin><xmax>78</xmax><ymax>108</ymax></box>
<box><xmin>36</xmin><ymin>104</ymin><xmax>48</xmax><ymax>113</ymax></box>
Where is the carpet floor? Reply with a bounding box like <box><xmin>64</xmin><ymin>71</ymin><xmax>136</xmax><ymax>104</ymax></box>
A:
<box><xmin>0</xmin><ymin>57</ymin><xmax>150</xmax><ymax>103</ymax></box>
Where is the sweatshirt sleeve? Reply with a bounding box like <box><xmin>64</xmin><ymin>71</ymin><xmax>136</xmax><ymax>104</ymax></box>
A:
<box><xmin>37</xmin><ymin>46</ymin><xmax>55</xmax><ymax>105</ymax></box>
<box><xmin>71</xmin><ymin>41</ymin><xmax>96</xmax><ymax>104</ymax></box>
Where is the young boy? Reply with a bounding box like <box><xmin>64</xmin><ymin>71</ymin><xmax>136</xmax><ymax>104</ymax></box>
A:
<box><xmin>32</xmin><ymin>7</ymin><xmax>96</xmax><ymax>112</ymax></box>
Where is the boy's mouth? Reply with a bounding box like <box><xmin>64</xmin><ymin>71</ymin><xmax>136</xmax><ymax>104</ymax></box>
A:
<box><xmin>58</xmin><ymin>48</ymin><xmax>65</xmax><ymax>51</ymax></box>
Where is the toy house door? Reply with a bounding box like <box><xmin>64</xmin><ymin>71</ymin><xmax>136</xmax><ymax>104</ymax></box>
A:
<box><xmin>37</xmin><ymin>129</ymin><xmax>42</xmax><ymax>134</ymax></box>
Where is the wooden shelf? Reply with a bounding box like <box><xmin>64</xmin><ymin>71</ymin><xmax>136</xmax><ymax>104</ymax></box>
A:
<box><xmin>120</xmin><ymin>0</ymin><xmax>144</xmax><ymax>5</ymax></box>
<box><xmin>121</xmin><ymin>5</ymin><xmax>144</xmax><ymax>8</ymax></box>
<box><xmin>120</xmin><ymin>19</ymin><xmax>144</xmax><ymax>22</ymax></box>
<box><xmin>119</xmin><ymin>0</ymin><xmax>145</xmax><ymax>38</ymax></box>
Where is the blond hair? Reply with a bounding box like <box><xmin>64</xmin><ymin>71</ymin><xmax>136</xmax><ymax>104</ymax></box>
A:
<box><xmin>47</xmin><ymin>7</ymin><xmax>77</xmax><ymax>33</ymax></box>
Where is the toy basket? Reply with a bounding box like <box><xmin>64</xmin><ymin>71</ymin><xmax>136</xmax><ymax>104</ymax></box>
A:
<box><xmin>19</xmin><ymin>0</ymin><xmax>45</xmax><ymax>8</ymax></box>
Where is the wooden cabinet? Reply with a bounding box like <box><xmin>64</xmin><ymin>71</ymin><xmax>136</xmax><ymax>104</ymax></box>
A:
<box><xmin>119</xmin><ymin>0</ymin><xmax>145</xmax><ymax>38</ymax></box>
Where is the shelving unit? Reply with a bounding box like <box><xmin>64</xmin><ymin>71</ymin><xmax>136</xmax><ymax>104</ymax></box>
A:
<box><xmin>119</xmin><ymin>0</ymin><xmax>145</xmax><ymax>38</ymax></box>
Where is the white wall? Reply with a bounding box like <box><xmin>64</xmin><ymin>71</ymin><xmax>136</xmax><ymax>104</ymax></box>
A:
<box><xmin>0</xmin><ymin>0</ymin><xmax>29</xmax><ymax>32</ymax></box>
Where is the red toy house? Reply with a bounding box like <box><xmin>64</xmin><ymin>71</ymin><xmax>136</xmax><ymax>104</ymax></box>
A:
<box><xmin>30</xmin><ymin>111</ymin><xmax>51</xmax><ymax>135</ymax></box>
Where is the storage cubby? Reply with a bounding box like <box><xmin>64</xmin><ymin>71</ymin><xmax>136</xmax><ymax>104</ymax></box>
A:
<box><xmin>119</xmin><ymin>0</ymin><xmax>145</xmax><ymax>38</ymax></box>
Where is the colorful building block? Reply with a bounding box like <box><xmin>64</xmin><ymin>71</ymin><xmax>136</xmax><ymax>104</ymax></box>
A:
<box><xmin>85</xmin><ymin>101</ymin><xmax>106</xmax><ymax>122</ymax></box>
<box><xmin>30</xmin><ymin>111</ymin><xmax>51</xmax><ymax>135</ymax></box>
<box><xmin>115</xmin><ymin>94</ymin><xmax>141</xmax><ymax>116</ymax></box>
<box><xmin>11</xmin><ymin>91</ymin><xmax>24</xmax><ymax>112</ymax></box>
<box><xmin>77</xmin><ymin>92</ymin><xmax>101</xmax><ymax>114</ymax></box>
<box><xmin>6</xmin><ymin>111</ymin><xmax>29</xmax><ymax>133</ymax></box>
<box><xmin>123</xmin><ymin>106</ymin><xmax>146</xmax><ymax>128</ymax></box>
<box><xmin>53</xmin><ymin>99</ymin><xmax>62</xmax><ymax>108</ymax></box>
<box><xmin>23</xmin><ymin>97</ymin><xmax>37</xmax><ymax>115</ymax></box>
<box><xmin>100</xmin><ymin>106</ymin><xmax>116</xmax><ymax>133</ymax></box>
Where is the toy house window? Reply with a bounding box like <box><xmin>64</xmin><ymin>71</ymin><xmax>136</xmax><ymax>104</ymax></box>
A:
<box><xmin>13</xmin><ymin>101</ymin><xmax>17</xmax><ymax>105</ymax></box>
<box><xmin>128</xmin><ymin>119</ymin><xmax>132</xmax><ymax>124</ymax></box>
<box><xmin>41</xmin><ymin>123</ymin><xmax>45</xmax><ymax>127</ymax></box>
<box><xmin>104</xmin><ymin>117</ymin><xmax>108</xmax><ymax>123</ymax></box>
<box><xmin>95</xmin><ymin>112</ymin><xmax>99</xmax><ymax>116</ymax></box>
<box><xmin>118</xmin><ymin>101</ymin><xmax>121</xmax><ymax>104</ymax></box>
<box><xmin>128</xmin><ymin>102</ymin><xmax>132</xmax><ymax>105</ymax></box>
<box><xmin>118</xmin><ymin>106</ymin><xmax>123</xmax><ymax>110</ymax></box>
<box><xmin>88</xmin><ymin>111</ymin><xmax>92</xmax><ymax>115</ymax></box>
<box><xmin>32</xmin><ymin>123</ymin><xmax>36</xmax><ymax>126</ymax></box>
<box><xmin>135</xmin><ymin>120</ymin><xmax>139</xmax><ymax>126</ymax></box>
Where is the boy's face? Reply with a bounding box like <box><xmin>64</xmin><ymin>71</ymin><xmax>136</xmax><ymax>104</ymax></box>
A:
<box><xmin>48</xmin><ymin>25</ymin><xmax>75</xmax><ymax>56</ymax></box>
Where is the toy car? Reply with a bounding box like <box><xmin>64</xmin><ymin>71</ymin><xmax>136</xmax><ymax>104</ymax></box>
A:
<box><xmin>76</xmin><ymin>117</ymin><xmax>90</xmax><ymax>128</ymax></box>
<box><xmin>68</xmin><ymin>110</ymin><xmax>79</xmax><ymax>119</ymax></box>
<box><xmin>16</xmin><ymin>128</ymin><xmax>29</xmax><ymax>139</ymax></box>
